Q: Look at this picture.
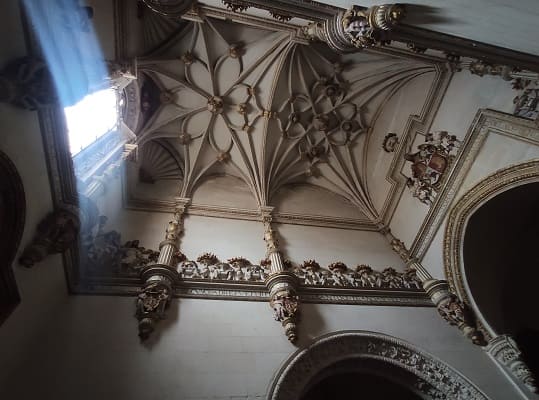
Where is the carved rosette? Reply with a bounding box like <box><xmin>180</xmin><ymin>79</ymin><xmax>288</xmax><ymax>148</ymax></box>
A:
<box><xmin>486</xmin><ymin>335</ymin><xmax>538</xmax><ymax>392</ymax></box>
<box><xmin>423</xmin><ymin>279</ymin><xmax>485</xmax><ymax>345</ymax></box>
<box><xmin>267</xmin><ymin>273</ymin><xmax>300</xmax><ymax>343</ymax></box>
<box><xmin>305</xmin><ymin>4</ymin><xmax>405</xmax><ymax>53</ymax></box>
<box><xmin>136</xmin><ymin>274</ymin><xmax>173</xmax><ymax>340</ymax></box>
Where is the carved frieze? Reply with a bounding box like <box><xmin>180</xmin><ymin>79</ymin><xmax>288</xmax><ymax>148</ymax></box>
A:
<box><xmin>296</xmin><ymin>260</ymin><xmax>422</xmax><ymax>290</ymax></box>
<box><xmin>179</xmin><ymin>256</ymin><xmax>269</xmax><ymax>282</ymax></box>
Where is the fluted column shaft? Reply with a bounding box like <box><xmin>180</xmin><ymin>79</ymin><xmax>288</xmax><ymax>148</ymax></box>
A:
<box><xmin>260</xmin><ymin>206</ymin><xmax>299</xmax><ymax>343</ymax></box>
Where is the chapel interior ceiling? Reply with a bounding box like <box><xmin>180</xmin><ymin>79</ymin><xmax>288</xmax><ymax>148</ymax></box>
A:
<box><xmin>122</xmin><ymin>4</ymin><xmax>443</xmax><ymax>228</ymax></box>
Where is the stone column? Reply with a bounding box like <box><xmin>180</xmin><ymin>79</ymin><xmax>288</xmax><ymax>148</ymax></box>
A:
<box><xmin>380</xmin><ymin>226</ymin><xmax>484</xmax><ymax>345</ymax></box>
<box><xmin>304</xmin><ymin>3</ymin><xmax>406</xmax><ymax>53</ymax></box>
<box><xmin>260</xmin><ymin>206</ymin><xmax>299</xmax><ymax>343</ymax></box>
<box><xmin>136</xmin><ymin>197</ymin><xmax>190</xmax><ymax>340</ymax></box>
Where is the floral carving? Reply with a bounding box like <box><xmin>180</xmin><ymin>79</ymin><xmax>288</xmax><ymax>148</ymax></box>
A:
<box><xmin>179</xmin><ymin>256</ymin><xmax>269</xmax><ymax>282</ymax></box>
<box><xmin>197</xmin><ymin>252</ymin><xmax>219</xmax><ymax>265</ymax></box>
<box><xmin>382</xmin><ymin>132</ymin><xmax>399</xmax><ymax>152</ymax></box>
<box><xmin>121</xmin><ymin>240</ymin><xmax>159</xmax><ymax>271</ymax></box>
<box><xmin>269</xmin><ymin>332</ymin><xmax>489</xmax><ymax>400</ymax></box>
<box><xmin>296</xmin><ymin>261</ymin><xmax>422</xmax><ymax>290</ymax></box>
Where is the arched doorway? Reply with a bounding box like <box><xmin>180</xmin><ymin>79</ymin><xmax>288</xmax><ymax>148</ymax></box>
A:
<box><xmin>444</xmin><ymin>160</ymin><xmax>539</xmax><ymax>392</ymax></box>
<box><xmin>0</xmin><ymin>151</ymin><xmax>25</xmax><ymax>325</ymax></box>
<box><xmin>268</xmin><ymin>331</ymin><xmax>488</xmax><ymax>400</ymax></box>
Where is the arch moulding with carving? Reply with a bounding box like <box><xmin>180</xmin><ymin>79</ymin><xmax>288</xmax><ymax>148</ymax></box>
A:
<box><xmin>268</xmin><ymin>330</ymin><xmax>490</xmax><ymax>400</ymax></box>
<box><xmin>443</xmin><ymin>159</ymin><xmax>539</xmax><ymax>338</ymax></box>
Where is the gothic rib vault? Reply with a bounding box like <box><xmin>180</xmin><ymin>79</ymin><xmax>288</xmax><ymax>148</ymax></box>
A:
<box><xmin>124</xmin><ymin>14</ymin><xmax>442</xmax><ymax>225</ymax></box>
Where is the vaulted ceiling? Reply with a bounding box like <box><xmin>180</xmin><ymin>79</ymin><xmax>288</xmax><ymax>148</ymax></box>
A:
<box><xmin>123</xmin><ymin>9</ymin><xmax>442</xmax><ymax>226</ymax></box>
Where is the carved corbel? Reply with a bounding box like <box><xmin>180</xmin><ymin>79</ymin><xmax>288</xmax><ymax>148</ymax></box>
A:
<box><xmin>304</xmin><ymin>4</ymin><xmax>406</xmax><ymax>53</ymax></box>
<box><xmin>382</xmin><ymin>227</ymin><xmax>485</xmax><ymax>345</ymax></box>
<box><xmin>423</xmin><ymin>279</ymin><xmax>485</xmax><ymax>345</ymax></box>
<box><xmin>260</xmin><ymin>206</ymin><xmax>300</xmax><ymax>343</ymax></box>
<box><xmin>485</xmin><ymin>335</ymin><xmax>538</xmax><ymax>393</ymax></box>
<box><xmin>135</xmin><ymin>198</ymin><xmax>189</xmax><ymax>340</ymax></box>
<box><xmin>19</xmin><ymin>209</ymin><xmax>80</xmax><ymax>267</ymax></box>
<box><xmin>266</xmin><ymin>273</ymin><xmax>300</xmax><ymax>343</ymax></box>
<box><xmin>136</xmin><ymin>267</ymin><xmax>177</xmax><ymax>340</ymax></box>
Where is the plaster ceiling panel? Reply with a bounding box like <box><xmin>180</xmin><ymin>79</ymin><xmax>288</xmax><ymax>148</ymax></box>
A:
<box><xmin>365</xmin><ymin>71</ymin><xmax>436</xmax><ymax>214</ymax></box>
<box><xmin>272</xmin><ymin>184</ymin><xmax>367</xmax><ymax>220</ymax></box>
<box><xmin>190</xmin><ymin>174</ymin><xmax>259</xmax><ymax>210</ymax></box>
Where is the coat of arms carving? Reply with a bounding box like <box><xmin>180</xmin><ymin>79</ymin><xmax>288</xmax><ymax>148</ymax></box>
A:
<box><xmin>404</xmin><ymin>131</ymin><xmax>460</xmax><ymax>205</ymax></box>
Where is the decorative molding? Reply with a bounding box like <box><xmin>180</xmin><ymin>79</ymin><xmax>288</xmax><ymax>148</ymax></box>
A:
<box><xmin>411</xmin><ymin>109</ymin><xmax>539</xmax><ymax>260</ymax></box>
<box><xmin>268</xmin><ymin>331</ymin><xmax>490</xmax><ymax>400</ymax></box>
<box><xmin>443</xmin><ymin>159</ymin><xmax>539</xmax><ymax>336</ymax></box>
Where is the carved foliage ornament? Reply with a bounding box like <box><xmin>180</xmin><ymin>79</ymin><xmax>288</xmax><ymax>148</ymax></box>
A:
<box><xmin>296</xmin><ymin>261</ymin><xmax>422</xmax><ymax>290</ymax></box>
<box><xmin>268</xmin><ymin>331</ymin><xmax>489</xmax><ymax>400</ymax></box>
<box><xmin>404</xmin><ymin>131</ymin><xmax>461</xmax><ymax>205</ymax></box>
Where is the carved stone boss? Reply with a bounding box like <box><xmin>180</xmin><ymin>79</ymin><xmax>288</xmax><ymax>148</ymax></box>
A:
<box><xmin>304</xmin><ymin>4</ymin><xmax>406</xmax><ymax>53</ymax></box>
<box><xmin>135</xmin><ymin>198</ymin><xmax>190</xmax><ymax>340</ymax></box>
<box><xmin>261</xmin><ymin>206</ymin><xmax>300</xmax><ymax>343</ymax></box>
<box><xmin>381</xmin><ymin>227</ymin><xmax>485</xmax><ymax>346</ymax></box>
